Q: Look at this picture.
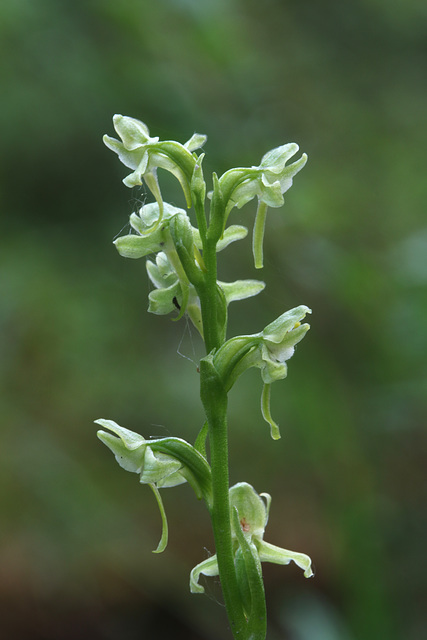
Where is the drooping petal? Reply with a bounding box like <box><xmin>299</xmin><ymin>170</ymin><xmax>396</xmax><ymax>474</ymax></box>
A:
<box><xmin>190</xmin><ymin>554</ymin><xmax>219</xmax><ymax>594</ymax></box>
<box><xmin>149</xmin><ymin>483</ymin><xmax>169</xmax><ymax>553</ymax></box>
<box><xmin>252</xmin><ymin>199</ymin><xmax>269</xmax><ymax>269</ymax></box>
<box><xmin>257</xmin><ymin>540</ymin><xmax>314</xmax><ymax>578</ymax></box>
<box><xmin>276</xmin><ymin>153</ymin><xmax>308</xmax><ymax>193</ymax></box>
<box><xmin>261</xmin><ymin>383</ymin><xmax>281</xmax><ymax>440</ymax></box>
<box><xmin>192</xmin><ymin>224</ymin><xmax>248</xmax><ymax>252</ymax></box>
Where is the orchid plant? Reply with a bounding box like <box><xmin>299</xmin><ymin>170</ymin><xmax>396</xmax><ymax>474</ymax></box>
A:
<box><xmin>98</xmin><ymin>115</ymin><xmax>313</xmax><ymax>639</ymax></box>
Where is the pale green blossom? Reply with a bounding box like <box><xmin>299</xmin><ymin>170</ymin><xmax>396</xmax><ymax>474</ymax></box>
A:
<box><xmin>103</xmin><ymin>115</ymin><xmax>206</xmax><ymax>212</ymax></box>
<box><xmin>191</xmin><ymin>482</ymin><xmax>313</xmax><ymax>601</ymax></box>
<box><xmin>217</xmin><ymin>144</ymin><xmax>307</xmax><ymax>267</ymax></box>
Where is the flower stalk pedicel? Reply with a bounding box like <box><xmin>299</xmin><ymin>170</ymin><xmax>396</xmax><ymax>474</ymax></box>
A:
<box><xmin>98</xmin><ymin>115</ymin><xmax>313</xmax><ymax>640</ymax></box>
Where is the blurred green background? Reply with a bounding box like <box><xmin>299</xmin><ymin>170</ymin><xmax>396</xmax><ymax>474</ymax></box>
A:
<box><xmin>1</xmin><ymin>1</ymin><xmax>426</xmax><ymax>638</ymax></box>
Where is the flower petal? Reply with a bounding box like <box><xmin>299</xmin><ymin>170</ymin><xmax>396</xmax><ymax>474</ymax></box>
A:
<box><xmin>219</xmin><ymin>279</ymin><xmax>265</xmax><ymax>305</ymax></box>
<box><xmin>259</xmin><ymin>143</ymin><xmax>300</xmax><ymax>172</ymax></box>
<box><xmin>229</xmin><ymin>482</ymin><xmax>268</xmax><ymax>541</ymax></box>
<box><xmin>114</xmin><ymin>233</ymin><xmax>163</xmax><ymax>259</ymax></box>
<box><xmin>103</xmin><ymin>135</ymin><xmax>146</xmax><ymax>171</ymax></box>
<box><xmin>262</xmin><ymin>305</ymin><xmax>311</xmax><ymax>344</ymax></box>
<box><xmin>147</xmin><ymin>281</ymin><xmax>181</xmax><ymax>315</ymax></box>
<box><xmin>190</xmin><ymin>554</ymin><xmax>219</xmax><ymax>594</ymax></box>
<box><xmin>149</xmin><ymin>483</ymin><xmax>169</xmax><ymax>553</ymax></box>
<box><xmin>260</xmin><ymin>345</ymin><xmax>288</xmax><ymax>383</ymax></box>
<box><xmin>95</xmin><ymin>419</ymin><xmax>146</xmax><ymax>473</ymax></box>
<box><xmin>257</xmin><ymin>540</ymin><xmax>314</xmax><ymax>578</ymax></box>
<box><xmin>216</xmin><ymin>225</ymin><xmax>248</xmax><ymax>251</ymax></box>
<box><xmin>140</xmin><ymin>447</ymin><xmax>183</xmax><ymax>484</ymax></box>
<box><xmin>113</xmin><ymin>114</ymin><xmax>155</xmax><ymax>149</ymax></box>
<box><xmin>261</xmin><ymin>383</ymin><xmax>281</xmax><ymax>440</ymax></box>
<box><xmin>259</xmin><ymin>178</ymin><xmax>284</xmax><ymax>208</ymax></box>
<box><xmin>184</xmin><ymin>132</ymin><xmax>207</xmax><ymax>152</ymax></box>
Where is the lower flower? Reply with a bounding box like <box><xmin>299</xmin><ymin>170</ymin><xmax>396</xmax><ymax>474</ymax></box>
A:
<box><xmin>190</xmin><ymin>482</ymin><xmax>313</xmax><ymax>595</ymax></box>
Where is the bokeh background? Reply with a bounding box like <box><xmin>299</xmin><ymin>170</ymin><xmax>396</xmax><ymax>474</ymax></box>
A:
<box><xmin>1</xmin><ymin>1</ymin><xmax>426</xmax><ymax>638</ymax></box>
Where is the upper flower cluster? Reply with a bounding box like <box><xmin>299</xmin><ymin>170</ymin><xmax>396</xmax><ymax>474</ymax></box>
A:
<box><xmin>104</xmin><ymin>115</ymin><xmax>307</xmax><ymax>272</ymax></box>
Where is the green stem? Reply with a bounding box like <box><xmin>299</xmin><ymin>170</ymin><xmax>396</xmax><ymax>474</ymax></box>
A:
<box><xmin>198</xmin><ymin>239</ymin><xmax>223</xmax><ymax>353</ymax></box>
<box><xmin>197</xmin><ymin>181</ymin><xmax>268</xmax><ymax>639</ymax></box>
<box><xmin>198</xmin><ymin>232</ymin><xmax>248</xmax><ymax>638</ymax></box>
<box><xmin>200</xmin><ymin>357</ymin><xmax>247</xmax><ymax>638</ymax></box>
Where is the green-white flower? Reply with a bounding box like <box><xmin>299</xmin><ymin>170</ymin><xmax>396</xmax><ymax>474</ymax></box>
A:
<box><xmin>146</xmin><ymin>251</ymin><xmax>203</xmax><ymax>332</ymax></box>
<box><xmin>96</xmin><ymin>419</ymin><xmax>212</xmax><ymax>552</ymax></box>
<box><xmin>114</xmin><ymin>202</ymin><xmax>194</xmax><ymax>259</ymax></box>
<box><xmin>212</xmin><ymin>305</ymin><xmax>311</xmax><ymax>439</ymax></box>
<box><xmin>96</xmin><ymin>419</ymin><xmax>187</xmax><ymax>487</ymax></box>
<box><xmin>258</xmin><ymin>305</ymin><xmax>312</xmax><ymax>384</ymax></box>
<box><xmin>190</xmin><ymin>482</ymin><xmax>313</xmax><ymax>603</ymax></box>
<box><xmin>103</xmin><ymin>115</ymin><xmax>206</xmax><ymax>213</ymax></box>
<box><xmin>217</xmin><ymin>143</ymin><xmax>307</xmax><ymax>268</ymax></box>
